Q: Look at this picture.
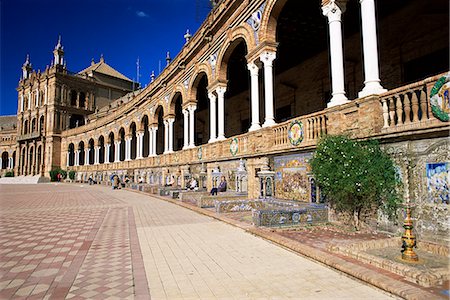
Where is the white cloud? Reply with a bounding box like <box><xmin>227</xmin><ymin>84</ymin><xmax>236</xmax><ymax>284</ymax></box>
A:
<box><xmin>136</xmin><ymin>11</ymin><xmax>149</xmax><ymax>18</ymax></box>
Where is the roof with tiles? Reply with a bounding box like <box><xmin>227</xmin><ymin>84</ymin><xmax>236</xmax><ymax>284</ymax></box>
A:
<box><xmin>78</xmin><ymin>56</ymin><xmax>133</xmax><ymax>82</ymax></box>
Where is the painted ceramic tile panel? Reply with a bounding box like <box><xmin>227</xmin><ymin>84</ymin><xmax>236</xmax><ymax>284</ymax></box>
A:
<box><xmin>426</xmin><ymin>162</ymin><xmax>449</xmax><ymax>204</ymax></box>
<box><xmin>274</xmin><ymin>153</ymin><xmax>312</xmax><ymax>201</ymax></box>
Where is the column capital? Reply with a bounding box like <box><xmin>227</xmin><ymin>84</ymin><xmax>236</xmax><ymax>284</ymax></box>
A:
<box><xmin>259</xmin><ymin>51</ymin><xmax>276</xmax><ymax>66</ymax></box>
<box><xmin>187</xmin><ymin>104</ymin><xmax>197</xmax><ymax>112</ymax></box>
<box><xmin>322</xmin><ymin>0</ymin><xmax>346</xmax><ymax>20</ymax></box>
<box><xmin>322</xmin><ymin>0</ymin><xmax>347</xmax><ymax>17</ymax></box>
<box><xmin>208</xmin><ymin>92</ymin><xmax>217</xmax><ymax>102</ymax></box>
<box><xmin>247</xmin><ymin>62</ymin><xmax>260</xmax><ymax>76</ymax></box>
<box><xmin>182</xmin><ymin>108</ymin><xmax>189</xmax><ymax>116</ymax></box>
<box><xmin>165</xmin><ymin>117</ymin><xmax>175</xmax><ymax>124</ymax></box>
<box><xmin>216</xmin><ymin>86</ymin><xmax>226</xmax><ymax>96</ymax></box>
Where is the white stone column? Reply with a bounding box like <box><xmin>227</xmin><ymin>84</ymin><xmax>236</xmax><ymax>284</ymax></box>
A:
<box><xmin>74</xmin><ymin>150</ymin><xmax>80</xmax><ymax>166</ymax></box>
<box><xmin>323</xmin><ymin>2</ymin><xmax>349</xmax><ymax>107</ymax></box>
<box><xmin>216</xmin><ymin>86</ymin><xmax>226</xmax><ymax>141</ymax></box>
<box><xmin>167</xmin><ymin>117</ymin><xmax>175</xmax><ymax>153</ymax></box>
<box><xmin>105</xmin><ymin>144</ymin><xmax>110</xmax><ymax>163</ymax></box>
<box><xmin>208</xmin><ymin>92</ymin><xmax>217</xmax><ymax>143</ymax></box>
<box><xmin>260</xmin><ymin>51</ymin><xmax>277</xmax><ymax>127</ymax></box>
<box><xmin>163</xmin><ymin>120</ymin><xmax>169</xmax><ymax>153</ymax></box>
<box><xmin>150</xmin><ymin>126</ymin><xmax>157</xmax><ymax>156</ymax></box>
<box><xmin>358</xmin><ymin>0</ymin><xmax>386</xmax><ymax>97</ymax></box>
<box><xmin>136</xmin><ymin>132</ymin><xmax>144</xmax><ymax>159</ymax></box>
<box><xmin>182</xmin><ymin>109</ymin><xmax>189</xmax><ymax>149</ymax></box>
<box><xmin>9</xmin><ymin>157</ymin><xmax>13</xmax><ymax>169</ymax></box>
<box><xmin>188</xmin><ymin>104</ymin><xmax>196</xmax><ymax>148</ymax></box>
<box><xmin>66</xmin><ymin>152</ymin><xmax>70</xmax><ymax>166</ymax></box>
<box><xmin>115</xmin><ymin>141</ymin><xmax>121</xmax><ymax>162</ymax></box>
<box><xmin>148</xmin><ymin>127</ymin><xmax>153</xmax><ymax>157</ymax></box>
<box><xmin>125</xmin><ymin>137</ymin><xmax>131</xmax><ymax>161</ymax></box>
<box><xmin>247</xmin><ymin>62</ymin><xmax>261</xmax><ymax>131</ymax></box>
<box><xmin>84</xmin><ymin>148</ymin><xmax>90</xmax><ymax>165</ymax></box>
<box><xmin>94</xmin><ymin>146</ymin><xmax>100</xmax><ymax>165</ymax></box>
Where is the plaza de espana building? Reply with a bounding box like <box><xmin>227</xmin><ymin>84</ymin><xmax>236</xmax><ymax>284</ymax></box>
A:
<box><xmin>1</xmin><ymin>0</ymin><xmax>449</xmax><ymax>242</ymax></box>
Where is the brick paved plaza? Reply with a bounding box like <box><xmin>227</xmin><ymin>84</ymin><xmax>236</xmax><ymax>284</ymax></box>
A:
<box><xmin>0</xmin><ymin>184</ymin><xmax>396</xmax><ymax>299</ymax></box>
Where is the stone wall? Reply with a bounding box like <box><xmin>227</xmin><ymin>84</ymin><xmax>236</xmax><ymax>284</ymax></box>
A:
<box><xmin>380</xmin><ymin>138</ymin><xmax>450</xmax><ymax>243</ymax></box>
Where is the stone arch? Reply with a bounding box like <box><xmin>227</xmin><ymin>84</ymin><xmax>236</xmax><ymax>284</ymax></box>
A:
<box><xmin>188</xmin><ymin>63</ymin><xmax>213</xmax><ymax>100</ymax></box>
<box><xmin>129</xmin><ymin>122</ymin><xmax>137</xmax><ymax>160</ymax></box>
<box><xmin>88</xmin><ymin>138</ymin><xmax>95</xmax><ymax>165</ymax></box>
<box><xmin>258</xmin><ymin>0</ymin><xmax>288</xmax><ymax>45</ymax></box>
<box><xmin>108</xmin><ymin>131</ymin><xmax>115</xmax><ymax>163</ymax></box>
<box><xmin>78</xmin><ymin>140</ymin><xmax>85</xmax><ymax>166</ymax></box>
<box><xmin>1</xmin><ymin>151</ymin><xmax>8</xmax><ymax>169</ymax></box>
<box><xmin>68</xmin><ymin>143</ymin><xmax>75</xmax><ymax>166</ymax></box>
<box><xmin>98</xmin><ymin>135</ymin><xmax>105</xmax><ymax>164</ymax></box>
<box><xmin>139</xmin><ymin>114</ymin><xmax>150</xmax><ymax>131</ymax></box>
<box><xmin>118</xmin><ymin>127</ymin><xmax>126</xmax><ymax>161</ymax></box>
<box><xmin>151</xmin><ymin>104</ymin><xmax>165</xmax><ymax>125</ymax></box>
<box><xmin>39</xmin><ymin>115</ymin><xmax>45</xmax><ymax>134</ymax></box>
<box><xmin>31</xmin><ymin>117</ymin><xmax>37</xmax><ymax>132</ymax></box>
<box><xmin>140</xmin><ymin>115</ymin><xmax>150</xmax><ymax>157</ymax></box>
<box><xmin>168</xmin><ymin>86</ymin><xmax>186</xmax><ymax>116</ymax></box>
<box><xmin>216</xmin><ymin>25</ymin><xmax>255</xmax><ymax>82</ymax></box>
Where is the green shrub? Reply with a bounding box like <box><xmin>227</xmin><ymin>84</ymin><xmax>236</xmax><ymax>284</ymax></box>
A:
<box><xmin>310</xmin><ymin>135</ymin><xmax>401</xmax><ymax>230</ymax></box>
<box><xmin>4</xmin><ymin>171</ymin><xmax>14</xmax><ymax>177</ymax></box>
<box><xmin>49</xmin><ymin>168</ymin><xmax>67</xmax><ymax>182</ymax></box>
<box><xmin>68</xmin><ymin>170</ymin><xmax>76</xmax><ymax>180</ymax></box>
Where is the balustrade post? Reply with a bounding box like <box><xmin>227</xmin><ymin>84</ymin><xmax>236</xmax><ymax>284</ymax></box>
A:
<box><xmin>381</xmin><ymin>99</ymin><xmax>389</xmax><ymax>128</ymax></box>
<box><xmin>403</xmin><ymin>94</ymin><xmax>412</xmax><ymax>124</ymax></box>
<box><xmin>395</xmin><ymin>96</ymin><xmax>403</xmax><ymax>125</ymax></box>
<box><xmin>419</xmin><ymin>89</ymin><xmax>428</xmax><ymax>120</ymax></box>
<box><xmin>411</xmin><ymin>91</ymin><xmax>419</xmax><ymax>123</ymax></box>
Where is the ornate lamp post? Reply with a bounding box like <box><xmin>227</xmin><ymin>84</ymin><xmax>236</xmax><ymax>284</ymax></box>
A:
<box><xmin>401</xmin><ymin>161</ymin><xmax>418</xmax><ymax>262</ymax></box>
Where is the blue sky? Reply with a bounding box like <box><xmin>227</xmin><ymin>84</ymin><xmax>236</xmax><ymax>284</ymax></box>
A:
<box><xmin>0</xmin><ymin>0</ymin><xmax>210</xmax><ymax>115</ymax></box>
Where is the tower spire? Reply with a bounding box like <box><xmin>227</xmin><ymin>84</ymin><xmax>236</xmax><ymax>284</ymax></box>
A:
<box><xmin>53</xmin><ymin>35</ymin><xmax>65</xmax><ymax>66</ymax></box>
<box><xmin>22</xmin><ymin>54</ymin><xmax>32</xmax><ymax>80</ymax></box>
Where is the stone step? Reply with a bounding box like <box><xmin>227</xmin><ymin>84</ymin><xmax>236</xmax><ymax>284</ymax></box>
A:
<box><xmin>0</xmin><ymin>175</ymin><xmax>50</xmax><ymax>184</ymax></box>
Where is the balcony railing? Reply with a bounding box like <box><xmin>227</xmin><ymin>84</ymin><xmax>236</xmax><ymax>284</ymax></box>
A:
<box><xmin>17</xmin><ymin>132</ymin><xmax>40</xmax><ymax>141</ymax></box>
<box><xmin>380</xmin><ymin>73</ymin><xmax>447</xmax><ymax>134</ymax></box>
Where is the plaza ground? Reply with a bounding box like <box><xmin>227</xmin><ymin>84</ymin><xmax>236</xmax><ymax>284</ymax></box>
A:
<box><xmin>0</xmin><ymin>184</ymin><xmax>446</xmax><ymax>299</ymax></box>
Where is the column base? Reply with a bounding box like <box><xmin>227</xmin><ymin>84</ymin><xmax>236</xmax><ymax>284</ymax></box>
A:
<box><xmin>148</xmin><ymin>154</ymin><xmax>156</xmax><ymax>157</ymax></box>
<box><xmin>182</xmin><ymin>145</ymin><xmax>189</xmax><ymax>150</ymax></box>
<box><xmin>262</xmin><ymin>119</ymin><xmax>276</xmax><ymax>128</ymax></box>
<box><xmin>358</xmin><ymin>82</ymin><xmax>387</xmax><ymax>98</ymax></box>
<box><xmin>125</xmin><ymin>158</ymin><xmax>131</xmax><ymax>161</ymax></box>
<box><xmin>216</xmin><ymin>136</ymin><xmax>226</xmax><ymax>141</ymax></box>
<box><xmin>208</xmin><ymin>138</ymin><xmax>216</xmax><ymax>144</ymax></box>
<box><xmin>327</xmin><ymin>94</ymin><xmax>350</xmax><ymax>108</ymax></box>
<box><xmin>188</xmin><ymin>144</ymin><xmax>196</xmax><ymax>149</ymax></box>
<box><xmin>249</xmin><ymin>124</ymin><xmax>261</xmax><ymax>132</ymax></box>
<box><xmin>136</xmin><ymin>156</ymin><xmax>143</xmax><ymax>159</ymax></box>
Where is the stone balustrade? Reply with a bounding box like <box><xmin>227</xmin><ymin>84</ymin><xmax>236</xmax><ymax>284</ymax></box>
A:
<box><xmin>380</xmin><ymin>73</ymin><xmax>445</xmax><ymax>133</ymax></box>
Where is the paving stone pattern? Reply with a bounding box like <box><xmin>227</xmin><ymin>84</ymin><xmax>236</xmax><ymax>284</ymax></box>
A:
<box><xmin>0</xmin><ymin>184</ymin><xmax>392</xmax><ymax>299</ymax></box>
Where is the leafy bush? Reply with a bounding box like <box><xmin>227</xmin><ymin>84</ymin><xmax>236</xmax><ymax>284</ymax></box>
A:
<box><xmin>68</xmin><ymin>170</ymin><xmax>76</xmax><ymax>180</ymax></box>
<box><xmin>310</xmin><ymin>135</ymin><xmax>401</xmax><ymax>230</ymax></box>
<box><xmin>4</xmin><ymin>171</ymin><xmax>14</xmax><ymax>177</ymax></box>
<box><xmin>49</xmin><ymin>168</ymin><xmax>67</xmax><ymax>182</ymax></box>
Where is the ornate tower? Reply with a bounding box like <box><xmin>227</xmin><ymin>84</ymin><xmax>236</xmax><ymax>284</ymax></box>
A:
<box><xmin>21</xmin><ymin>55</ymin><xmax>32</xmax><ymax>80</ymax></box>
<box><xmin>53</xmin><ymin>36</ymin><xmax>64</xmax><ymax>66</ymax></box>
